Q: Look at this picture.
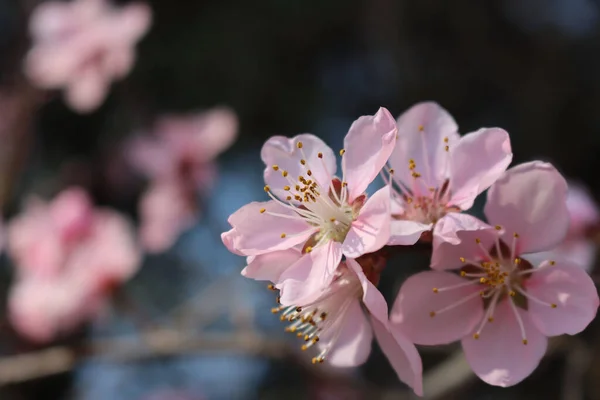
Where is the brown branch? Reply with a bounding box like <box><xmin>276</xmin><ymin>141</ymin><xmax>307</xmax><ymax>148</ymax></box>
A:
<box><xmin>0</xmin><ymin>330</ymin><xmax>291</xmax><ymax>386</ymax></box>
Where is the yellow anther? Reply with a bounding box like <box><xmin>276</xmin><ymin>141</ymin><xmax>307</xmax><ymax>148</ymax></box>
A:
<box><xmin>522</xmin><ymin>339</ymin><xmax>528</xmax><ymax>345</ymax></box>
<box><xmin>272</xmin><ymin>165</ymin><xmax>279</xmax><ymax>171</ymax></box>
<box><xmin>551</xmin><ymin>303</ymin><xmax>557</xmax><ymax>308</ymax></box>
<box><xmin>342</xmin><ymin>182</ymin><xmax>348</xmax><ymax>187</ymax></box>
<box><xmin>479</xmin><ymin>291</ymin><xmax>485</xmax><ymax>297</ymax></box>
<box><xmin>259</xmin><ymin>208</ymin><xmax>266</xmax><ymax>213</ymax></box>
<box><xmin>488</xmin><ymin>317</ymin><xmax>494</xmax><ymax>322</ymax></box>
<box><xmin>459</xmin><ymin>257</ymin><xmax>466</xmax><ymax>263</ymax></box>
<box><xmin>509</xmin><ymin>291</ymin><xmax>516</xmax><ymax>297</ymax></box>
<box><xmin>264</xmin><ymin>185</ymin><xmax>270</xmax><ymax>192</ymax></box>
<box><xmin>432</xmin><ymin>288</ymin><xmax>439</xmax><ymax>293</ymax></box>
<box><xmin>473</xmin><ymin>333</ymin><xmax>480</xmax><ymax>339</ymax></box>
<box><xmin>513</xmin><ymin>233</ymin><xmax>520</xmax><ymax>238</ymax></box>
<box><xmin>297</xmin><ymin>141</ymin><xmax>303</xmax><ymax>149</ymax></box>
<box><xmin>296</xmin><ymin>332</ymin><xmax>303</xmax><ymax>338</ymax></box>
<box><xmin>444</xmin><ymin>145</ymin><xmax>449</xmax><ymax>152</ymax></box>
<box><xmin>275</xmin><ymin>296</ymin><xmax>281</xmax><ymax>304</ymax></box>
<box><xmin>549</xmin><ymin>260</ymin><xmax>556</xmax><ymax>266</ymax></box>
<box><xmin>443</xmin><ymin>137</ymin><xmax>449</xmax><ymax>143</ymax></box>
<box><xmin>418</xmin><ymin>124</ymin><xmax>424</xmax><ymax>131</ymax></box>
<box><xmin>305</xmin><ymin>246</ymin><xmax>313</xmax><ymax>253</ymax></box>
<box><xmin>312</xmin><ymin>337</ymin><xmax>319</xmax><ymax>343</ymax></box>
<box><xmin>301</xmin><ymin>344</ymin><xmax>308</xmax><ymax>351</ymax></box>
<box><xmin>514</xmin><ymin>258</ymin><xmax>521</xmax><ymax>265</ymax></box>
<box><xmin>429</xmin><ymin>311</ymin><xmax>436</xmax><ymax>317</ymax></box>
<box><xmin>283</xmin><ymin>185</ymin><xmax>290</xmax><ymax>191</ymax></box>
<box><xmin>495</xmin><ymin>225</ymin><xmax>502</xmax><ymax>230</ymax></box>
<box><xmin>460</xmin><ymin>271</ymin><xmax>466</xmax><ymax>277</ymax></box>
<box><xmin>475</xmin><ymin>238</ymin><xmax>481</xmax><ymax>244</ymax></box>
<box><xmin>280</xmin><ymin>233</ymin><xmax>286</xmax><ymax>238</ymax></box>
<box><xmin>307</xmin><ymin>170</ymin><xmax>312</xmax><ymax>176</ymax></box>
<box><xmin>304</xmin><ymin>335</ymin><xmax>310</xmax><ymax>341</ymax></box>
<box><xmin>282</xmin><ymin>170</ymin><xmax>288</xmax><ymax>177</ymax></box>
<box><xmin>330</xmin><ymin>217</ymin><xmax>336</xmax><ymax>222</ymax></box>
<box><xmin>317</xmin><ymin>152</ymin><xmax>323</xmax><ymax>158</ymax></box>
<box><xmin>267</xmin><ymin>284</ymin><xmax>276</xmax><ymax>290</ymax></box>
<box><xmin>412</xmin><ymin>172</ymin><xmax>421</xmax><ymax>178</ymax></box>
<box><xmin>389</xmin><ymin>168</ymin><xmax>395</xmax><ymax>174</ymax></box>
<box><xmin>320</xmin><ymin>312</ymin><xmax>327</xmax><ymax>320</ymax></box>
<box><xmin>300</xmin><ymin>159</ymin><xmax>306</xmax><ymax>165</ymax></box>
<box><xmin>286</xmin><ymin>196</ymin><xmax>292</xmax><ymax>201</ymax></box>
<box><xmin>339</xmin><ymin>149</ymin><xmax>346</xmax><ymax>156</ymax></box>
<box><xmin>479</xmin><ymin>277</ymin><xmax>487</xmax><ymax>284</ymax></box>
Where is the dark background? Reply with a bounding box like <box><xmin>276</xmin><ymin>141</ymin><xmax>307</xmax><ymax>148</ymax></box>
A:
<box><xmin>0</xmin><ymin>0</ymin><xmax>599</xmax><ymax>399</ymax></box>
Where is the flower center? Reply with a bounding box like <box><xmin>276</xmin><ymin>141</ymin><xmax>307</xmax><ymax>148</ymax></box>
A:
<box><xmin>428</xmin><ymin>230</ymin><xmax>558</xmax><ymax>345</ymax></box>
<box><xmin>271</xmin><ymin>268</ymin><xmax>362</xmax><ymax>364</ymax></box>
<box><xmin>261</xmin><ymin>142</ymin><xmax>358</xmax><ymax>250</ymax></box>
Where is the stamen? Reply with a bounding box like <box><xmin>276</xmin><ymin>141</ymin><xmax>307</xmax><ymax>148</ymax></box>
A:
<box><xmin>475</xmin><ymin>238</ymin><xmax>494</xmax><ymax>261</ymax></box>
<box><xmin>429</xmin><ymin>290</ymin><xmax>482</xmax><ymax>316</ymax></box>
<box><xmin>510</xmin><ymin>233</ymin><xmax>519</xmax><ymax>262</ymax></box>
<box><xmin>507</xmin><ymin>286</ymin><xmax>528</xmax><ymax>345</ymax></box>
<box><xmin>514</xmin><ymin>286</ymin><xmax>557</xmax><ymax>308</ymax></box>
<box><xmin>432</xmin><ymin>279</ymin><xmax>482</xmax><ymax>293</ymax></box>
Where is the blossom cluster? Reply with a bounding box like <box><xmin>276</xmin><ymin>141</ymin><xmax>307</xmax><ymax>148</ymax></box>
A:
<box><xmin>222</xmin><ymin>102</ymin><xmax>600</xmax><ymax>395</ymax></box>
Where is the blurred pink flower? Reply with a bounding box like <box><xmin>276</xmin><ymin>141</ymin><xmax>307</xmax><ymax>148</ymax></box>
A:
<box><xmin>386</xmin><ymin>102</ymin><xmax>512</xmax><ymax>245</ymax></box>
<box><xmin>129</xmin><ymin>108</ymin><xmax>238</xmax><ymax>252</ymax></box>
<box><xmin>273</xmin><ymin>259</ymin><xmax>422</xmax><ymax>395</ymax></box>
<box><xmin>527</xmin><ymin>182</ymin><xmax>600</xmax><ymax>272</ymax></box>
<box><xmin>391</xmin><ymin>162</ymin><xmax>599</xmax><ymax>387</ymax></box>
<box><xmin>223</xmin><ymin>108</ymin><xmax>396</xmax><ymax>305</ymax></box>
<box><xmin>140</xmin><ymin>390</ymin><xmax>204</xmax><ymax>400</ymax></box>
<box><xmin>25</xmin><ymin>0</ymin><xmax>152</xmax><ymax>113</ymax></box>
<box><xmin>7</xmin><ymin>187</ymin><xmax>140</xmax><ymax>342</ymax></box>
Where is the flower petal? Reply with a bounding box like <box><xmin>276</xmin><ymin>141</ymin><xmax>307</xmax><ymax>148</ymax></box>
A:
<box><xmin>323</xmin><ymin>299</ymin><xmax>373</xmax><ymax>367</ymax></box>
<box><xmin>342</xmin><ymin>186</ymin><xmax>391</xmax><ymax>258</ymax></box>
<box><xmin>526</xmin><ymin>262</ymin><xmax>599</xmax><ymax>336</ymax></box>
<box><xmin>431</xmin><ymin>213</ymin><xmax>499</xmax><ymax>270</ymax></box>
<box><xmin>390</xmin><ymin>271</ymin><xmax>484</xmax><ymax>345</ymax></box>
<box><xmin>345</xmin><ymin>259</ymin><xmax>423</xmax><ymax>395</ymax></box>
<box><xmin>66</xmin><ymin>69</ymin><xmax>109</xmax><ymax>113</ymax></box>
<box><xmin>241</xmin><ymin>248</ymin><xmax>303</xmax><ymax>283</ymax></box>
<box><xmin>448</xmin><ymin>128</ymin><xmax>512</xmax><ymax>210</ymax></box>
<box><xmin>221</xmin><ymin>201</ymin><xmax>316</xmax><ymax>256</ymax></box>
<box><xmin>277</xmin><ymin>241</ymin><xmax>343</xmax><ymax>306</ymax></box>
<box><xmin>526</xmin><ymin>240</ymin><xmax>597</xmax><ymax>273</ymax></box>
<box><xmin>389</xmin><ymin>102</ymin><xmax>460</xmax><ymax>192</ymax></box>
<box><xmin>341</xmin><ymin>107</ymin><xmax>397</xmax><ymax>200</ymax></box>
<box><xmin>261</xmin><ymin>134</ymin><xmax>336</xmax><ymax>201</ymax></box>
<box><xmin>388</xmin><ymin>220</ymin><xmax>432</xmax><ymax>245</ymax></box>
<box><xmin>462</xmin><ymin>301</ymin><xmax>547</xmax><ymax>387</ymax></box>
<box><xmin>484</xmin><ymin>161</ymin><xmax>569</xmax><ymax>254</ymax></box>
<box><xmin>371</xmin><ymin>317</ymin><xmax>424</xmax><ymax>396</ymax></box>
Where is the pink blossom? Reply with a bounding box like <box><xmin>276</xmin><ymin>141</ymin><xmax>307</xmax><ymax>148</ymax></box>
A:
<box><xmin>390</xmin><ymin>162</ymin><xmax>599</xmax><ymax>387</ymax></box>
<box><xmin>25</xmin><ymin>0</ymin><xmax>152</xmax><ymax>113</ymax></box>
<box><xmin>7</xmin><ymin>187</ymin><xmax>140</xmax><ymax>342</ymax></box>
<box><xmin>222</xmin><ymin>108</ymin><xmax>396</xmax><ymax>304</ymax></box>
<box><xmin>386</xmin><ymin>102</ymin><xmax>512</xmax><ymax>246</ymax></box>
<box><xmin>129</xmin><ymin>108</ymin><xmax>238</xmax><ymax>252</ymax></box>
<box><xmin>527</xmin><ymin>182</ymin><xmax>600</xmax><ymax>272</ymax></box>
<box><xmin>273</xmin><ymin>259</ymin><xmax>422</xmax><ymax>395</ymax></box>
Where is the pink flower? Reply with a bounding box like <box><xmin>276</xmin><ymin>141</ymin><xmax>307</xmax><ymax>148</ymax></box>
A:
<box><xmin>222</xmin><ymin>108</ymin><xmax>396</xmax><ymax>304</ymax></box>
<box><xmin>128</xmin><ymin>108</ymin><xmax>238</xmax><ymax>252</ymax></box>
<box><xmin>25</xmin><ymin>0</ymin><xmax>152</xmax><ymax>113</ymax></box>
<box><xmin>386</xmin><ymin>102</ymin><xmax>512</xmax><ymax>245</ymax></box>
<box><xmin>527</xmin><ymin>182</ymin><xmax>600</xmax><ymax>272</ymax></box>
<box><xmin>7</xmin><ymin>187</ymin><xmax>140</xmax><ymax>342</ymax></box>
<box><xmin>273</xmin><ymin>259</ymin><xmax>422</xmax><ymax>395</ymax></box>
<box><xmin>390</xmin><ymin>162</ymin><xmax>599</xmax><ymax>387</ymax></box>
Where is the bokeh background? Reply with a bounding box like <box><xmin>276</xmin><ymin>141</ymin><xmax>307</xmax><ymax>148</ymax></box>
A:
<box><xmin>1</xmin><ymin>0</ymin><xmax>600</xmax><ymax>399</ymax></box>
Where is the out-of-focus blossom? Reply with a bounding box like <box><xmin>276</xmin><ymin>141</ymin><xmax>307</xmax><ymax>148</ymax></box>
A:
<box><xmin>7</xmin><ymin>187</ymin><xmax>140</xmax><ymax>342</ymax></box>
<box><xmin>272</xmin><ymin>259</ymin><xmax>422</xmax><ymax>395</ymax></box>
<box><xmin>129</xmin><ymin>108</ymin><xmax>238</xmax><ymax>252</ymax></box>
<box><xmin>391</xmin><ymin>162</ymin><xmax>599</xmax><ymax>387</ymax></box>
<box><xmin>140</xmin><ymin>390</ymin><xmax>204</xmax><ymax>400</ymax></box>
<box><xmin>386</xmin><ymin>102</ymin><xmax>512</xmax><ymax>253</ymax></box>
<box><xmin>527</xmin><ymin>182</ymin><xmax>600</xmax><ymax>272</ymax></box>
<box><xmin>25</xmin><ymin>0</ymin><xmax>152</xmax><ymax>113</ymax></box>
<box><xmin>223</xmin><ymin>108</ymin><xmax>396</xmax><ymax>305</ymax></box>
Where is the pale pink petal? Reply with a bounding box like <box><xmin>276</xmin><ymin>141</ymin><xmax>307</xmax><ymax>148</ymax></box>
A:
<box><xmin>50</xmin><ymin>187</ymin><xmax>94</xmax><ymax>240</ymax></box>
<box><xmin>324</xmin><ymin>299</ymin><xmax>373</xmax><ymax>367</ymax></box>
<box><xmin>109</xmin><ymin>2</ymin><xmax>152</xmax><ymax>42</ymax></box>
<box><xmin>341</xmin><ymin>107</ymin><xmax>397</xmax><ymax>200</ymax></box>
<box><xmin>222</xmin><ymin>201</ymin><xmax>317</xmax><ymax>256</ymax></box>
<box><xmin>390</xmin><ymin>271</ymin><xmax>484</xmax><ymax>345</ymax></box>
<box><xmin>526</xmin><ymin>263</ymin><xmax>599</xmax><ymax>336</ymax></box>
<box><xmin>126</xmin><ymin>136</ymin><xmax>176</xmax><ymax>179</ymax></box>
<box><xmin>29</xmin><ymin>2</ymin><xmax>72</xmax><ymax>39</ymax></box>
<box><xmin>448</xmin><ymin>128</ymin><xmax>512</xmax><ymax>210</ymax></box>
<box><xmin>342</xmin><ymin>186</ymin><xmax>390</xmax><ymax>258</ymax></box>
<box><xmin>277</xmin><ymin>241</ymin><xmax>343</xmax><ymax>306</ymax></box>
<box><xmin>431</xmin><ymin>213</ymin><xmax>499</xmax><ymax>270</ymax></box>
<box><xmin>526</xmin><ymin>240</ymin><xmax>596</xmax><ymax>273</ymax></box>
<box><xmin>241</xmin><ymin>248</ymin><xmax>302</xmax><ymax>282</ymax></box>
<box><xmin>389</xmin><ymin>102</ymin><xmax>460</xmax><ymax>192</ymax></box>
<box><xmin>462</xmin><ymin>301</ymin><xmax>548</xmax><ymax>387</ymax></box>
<box><xmin>388</xmin><ymin>220</ymin><xmax>432</xmax><ymax>245</ymax></box>
<box><xmin>189</xmin><ymin>108</ymin><xmax>239</xmax><ymax>162</ymax></box>
<box><xmin>25</xmin><ymin>46</ymin><xmax>82</xmax><ymax>88</ymax></box>
<box><xmin>103</xmin><ymin>48</ymin><xmax>134</xmax><ymax>78</ymax></box>
<box><xmin>371</xmin><ymin>318</ymin><xmax>424</xmax><ymax>396</ymax></box>
<box><xmin>261</xmin><ymin>134</ymin><xmax>336</xmax><ymax>201</ymax></box>
<box><xmin>65</xmin><ymin>68</ymin><xmax>109</xmax><ymax>113</ymax></box>
<box><xmin>346</xmin><ymin>258</ymin><xmax>423</xmax><ymax>395</ymax></box>
<box><xmin>139</xmin><ymin>183</ymin><xmax>196</xmax><ymax>253</ymax></box>
<box><xmin>566</xmin><ymin>182</ymin><xmax>599</xmax><ymax>236</ymax></box>
<box><xmin>484</xmin><ymin>162</ymin><xmax>569</xmax><ymax>254</ymax></box>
